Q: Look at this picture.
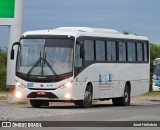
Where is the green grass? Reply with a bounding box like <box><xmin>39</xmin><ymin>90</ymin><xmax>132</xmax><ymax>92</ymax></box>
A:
<box><xmin>143</xmin><ymin>91</ymin><xmax>160</xmax><ymax>96</ymax></box>
<box><xmin>0</xmin><ymin>91</ymin><xmax>10</xmax><ymax>94</ymax></box>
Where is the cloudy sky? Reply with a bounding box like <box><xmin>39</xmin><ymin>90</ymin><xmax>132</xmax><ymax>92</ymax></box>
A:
<box><xmin>0</xmin><ymin>0</ymin><xmax>160</xmax><ymax>47</ymax></box>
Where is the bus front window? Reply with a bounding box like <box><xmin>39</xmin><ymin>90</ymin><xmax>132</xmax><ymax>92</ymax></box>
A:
<box><xmin>17</xmin><ymin>39</ymin><xmax>74</xmax><ymax>76</ymax></box>
<box><xmin>153</xmin><ymin>65</ymin><xmax>160</xmax><ymax>80</ymax></box>
<box><xmin>44</xmin><ymin>47</ymin><xmax>73</xmax><ymax>75</ymax></box>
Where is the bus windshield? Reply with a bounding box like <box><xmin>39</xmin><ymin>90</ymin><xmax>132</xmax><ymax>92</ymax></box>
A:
<box><xmin>16</xmin><ymin>38</ymin><xmax>74</xmax><ymax>76</ymax></box>
<box><xmin>153</xmin><ymin>64</ymin><xmax>160</xmax><ymax>80</ymax></box>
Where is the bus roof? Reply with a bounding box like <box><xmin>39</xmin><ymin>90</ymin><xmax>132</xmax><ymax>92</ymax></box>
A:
<box><xmin>22</xmin><ymin>27</ymin><xmax>149</xmax><ymax>41</ymax></box>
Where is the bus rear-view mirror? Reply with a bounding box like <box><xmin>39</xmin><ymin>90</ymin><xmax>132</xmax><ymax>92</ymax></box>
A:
<box><xmin>10</xmin><ymin>49</ymin><xmax>15</xmax><ymax>60</ymax></box>
<box><xmin>10</xmin><ymin>42</ymin><xmax>20</xmax><ymax>60</ymax></box>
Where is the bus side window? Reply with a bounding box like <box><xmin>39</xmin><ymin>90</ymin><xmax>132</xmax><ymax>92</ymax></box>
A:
<box><xmin>137</xmin><ymin>43</ymin><xmax>143</xmax><ymax>62</ymax></box>
<box><xmin>96</xmin><ymin>40</ymin><xmax>105</xmax><ymax>61</ymax></box>
<box><xmin>143</xmin><ymin>43</ymin><xmax>148</xmax><ymax>62</ymax></box>
<box><xmin>84</xmin><ymin>40</ymin><xmax>94</xmax><ymax>61</ymax></box>
<box><xmin>127</xmin><ymin>42</ymin><xmax>136</xmax><ymax>62</ymax></box>
<box><xmin>106</xmin><ymin>41</ymin><xmax>116</xmax><ymax>62</ymax></box>
<box><xmin>75</xmin><ymin>44</ymin><xmax>82</xmax><ymax>67</ymax></box>
<box><xmin>119</xmin><ymin>42</ymin><xmax>126</xmax><ymax>61</ymax></box>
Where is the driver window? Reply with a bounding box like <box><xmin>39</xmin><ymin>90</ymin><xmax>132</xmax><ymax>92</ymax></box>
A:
<box><xmin>75</xmin><ymin>44</ymin><xmax>82</xmax><ymax>67</ymax></box>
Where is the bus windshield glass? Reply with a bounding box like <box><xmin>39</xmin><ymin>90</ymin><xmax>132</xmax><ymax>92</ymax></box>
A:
<box><xmin>153</xmin><ymin>64</ymin><xmax>160</xmax><ymax>80</ymax></box>
<box><xmin>16</xmin><ymin>38</ymin><xmax>74</xmax><ymax>76</ymax></box>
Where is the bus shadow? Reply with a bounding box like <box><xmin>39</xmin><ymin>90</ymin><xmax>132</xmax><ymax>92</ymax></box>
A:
<box><xmin>26</xmin><ymin>103</ymin><xmax>139</xmax><ymax>109</ymax></box>
<box><xmin>150</xmin><ymin>100</ymin><xmax>160</xmax><ymax>102</ymax></box>
<box><xmin>47</xmin><ymin>104</ymin><xmax>114</xmax><ymax>109</ymax></box>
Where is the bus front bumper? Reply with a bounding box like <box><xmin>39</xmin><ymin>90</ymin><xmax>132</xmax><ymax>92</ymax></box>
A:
<box><xmin>152</xmin><ymin>85</ymin><xmax>160</xmax><ymax>91</ymax></box>
<box><xmin>14</xmin><ymin>87</ymin><xmax>76</xmax><ymax>103</ymax></box>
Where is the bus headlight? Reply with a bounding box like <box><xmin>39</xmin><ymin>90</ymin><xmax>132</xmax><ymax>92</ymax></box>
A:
<box><xmin>152</xmin><ymin>83</ymin><xmax>156</xmax><ymax>86</ymax></box>
<box><xmin>16</xmin><ymin>82</ymin><xmax>26</xmax><ymax>89</ymax></box>
<box><xmin>59</xmin><ymin>81</ymin><xmax>72</xmax><ymax>89</ymax></box>
<box><xmin>65</xmin><ymin>93</ymin><xmax>71</xmax><ymax>99</ymax></box>
<box><xmin>15</xmin><ymin>91</ymin><xmax>22</xmax><ymax>99</ymax></box>
<box><xmin>65</xmin><ymin>82</ymin><xmax>72</xmax><ymax>88</ymax></box>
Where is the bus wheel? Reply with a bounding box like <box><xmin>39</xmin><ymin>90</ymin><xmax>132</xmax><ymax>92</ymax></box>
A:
<box><xmin>30</xmin><ymin>100</ymin><xmax>42</xmax><ymax>108</ymax></box>
<box><xmin>73</xmin><ymin>100</ymin><xmax>80</xmax><ymax>106</ymax></box>
<box><xmin>77</xmin><ymin>85</ymin><xmax>92</xmax><ymax>108</ymax></box>
<box><xmin>112</xmin><ymin>85</ymin><xmax>130</xmax><ymax>106</ymax></box>
<box><xmin>112</xmin><ymin>98</ymin><xmax>119</xmax><ymax>106</ymax></box>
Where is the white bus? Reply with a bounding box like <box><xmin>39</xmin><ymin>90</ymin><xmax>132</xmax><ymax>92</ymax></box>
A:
<box><xmin>152</xmin><ymin>58</ymin><xmax>160</xmax><ymax>91</ymax></box>
<box><xmin>10</xmin><ymin>27</ymin><xmax>150</xmax><ymax>108</ymax></box>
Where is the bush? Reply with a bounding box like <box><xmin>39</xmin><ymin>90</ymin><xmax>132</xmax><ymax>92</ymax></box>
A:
<box><xmin>149</xmin><ymin>43</ymin><xmax>160</xmax><ymax>91</ymax></box>
<box><xmin>0</xmin><ymin>51</ymin><xmax>7</xmax><ymax>91</ymax></box>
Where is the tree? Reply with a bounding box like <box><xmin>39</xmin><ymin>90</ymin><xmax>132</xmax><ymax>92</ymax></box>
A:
<box><xmin>123</xmin><ymin>31</ymin><xmax>129</xmax><ymax>35</ymax></box>
<box><xmin>0</xmin><ymin>50</ymin><xmax>7</xmax><ymax>91</ymax></box>
<box><xmin>149</xmin><ymin>43</ymin><xmax>160</xmax><ymax>91</ymax></box>
<box><xmin>150</xmin><ymin>43</ymin><xmax>160</xmax><ymax>74</ymax></box>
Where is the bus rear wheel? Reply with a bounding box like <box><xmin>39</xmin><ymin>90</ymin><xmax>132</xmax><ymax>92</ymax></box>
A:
<box><xmin>75</xmin><ymin>85</ymin><xmax>92</xmax><ymax>108</ymax></box>
<box><xmin>112</xmin><ymin>85</ymin><xmax>130</xmax><ymax>106</ymax></box>
<box><xmin>30</xmin><ymin>100</ymin><xmax>42</xmax><ymax>108</ymax></box>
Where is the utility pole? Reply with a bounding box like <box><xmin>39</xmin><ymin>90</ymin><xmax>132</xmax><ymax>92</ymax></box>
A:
<box><xmin>0</xmin><ymin>0</ymin><xmax>24</xmax><ymax>88</ymax></box>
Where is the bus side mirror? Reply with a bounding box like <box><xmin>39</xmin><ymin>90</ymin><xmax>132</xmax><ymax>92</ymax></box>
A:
<box><xmin>80</xmin><ymin>45</ymin><xmax>84</xmax><ymax>58</ymax></box>
<box><xmin>10</xmin><ymin>42</ymin><xmax>20</xmax><ymax>60</ymax></box>
<box><xmin>10</xmin><ymin>49</ymin><xmax>15</xmax><ymax>60</ymax></box>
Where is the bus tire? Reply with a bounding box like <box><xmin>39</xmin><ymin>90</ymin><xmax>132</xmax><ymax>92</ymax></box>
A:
<box><xmin>30</xmin><ymin>100</ymin><xmax>42</xmax><ymax>108</ymax></box>
<box><xmin>73</xmin><ymin>100</ymin><xmax>80</xmax><ymax>106</ymax></box>
<box><xmin>121</xmin><ymin>85</ymin><xmax>130</xmax><ymax>106</ymax></box>
<box><xmin>112</xmin><ymin>98</ymin><xmax>119</xmax><ymax>106</ymax></box>
<box><xmin>112</xmin><ymin>85</ymin><xmax>130</xmax><ymax>106</ymax></box>
<box><xmin>77</xmin><ymin>84</ymin><xmax>92</xmax><ymax>108</ymax></box>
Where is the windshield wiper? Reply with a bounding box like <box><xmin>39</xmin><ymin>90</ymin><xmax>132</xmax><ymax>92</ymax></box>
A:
<box><xmin>27</xmin><ymin>58</ymin><xmax>57</xmax><ymax>76</ymax></box>
<box><xmin>43</xmin><ymin>58</ymin><xmax>57</xmax><ymax>75</ymax></box>
<box><xmin>27</xmin><ymin>57</ymin><xmax>42</xmax><ymax>76</ymax></box>
<box><xmin>42</xmin><ymin>51</ymin><xmax>57</xmax><ymax>75</ymax></box>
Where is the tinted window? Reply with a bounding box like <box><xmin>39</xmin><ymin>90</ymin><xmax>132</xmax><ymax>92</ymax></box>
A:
<box><xmin>144</xmin><ymin>43</ymin><xmax>148</xmax><ymax>62</ymax></box>
<box><xmin>96</xmin><ymin>41</ymin><xmax>105</xmax><ymax>61</ymax></box>
<box><xmin>107</xmin><ymin>41</ymin><xmax>116</xmax><ymax>61</ymax></box>
<box><xmin>137</xmin><ymin>43</ymin><xmax>143</xmax><ymax>62</ymax></box>
<box><xmin>75</xmin><ymin>44</ymin><xmax>82</xmax><ymax>67</ymax></box>
<box><xmin>119</xmin><ymin>42</ymin><xmax>126</xmax><ymax>61</ymax></box>
<box><xmin>84</xmin><ymin>40</ymin><xmax>94</xmax><ymax>61</ymax></box>
<box><xmin>127</xmin><ymin>42</ymin><xmax>136</xmax><ymax>62</ymax></box>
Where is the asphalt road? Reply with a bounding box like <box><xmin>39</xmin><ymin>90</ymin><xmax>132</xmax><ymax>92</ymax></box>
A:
<box><xmin>21</xmin><ymin>102</ymin><xmax>160</xmax><ymax>121</ymax></box>
<box><xmin>1</xmin><ymin>96</ymin><xmax>160</xmax><ymax>130</ymax></box>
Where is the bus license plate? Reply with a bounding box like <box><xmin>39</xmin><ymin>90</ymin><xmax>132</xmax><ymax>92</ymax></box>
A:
<box><xmin>36</xmin><ymin>91</ymin><xmax>46</xmax><ymax>95</ymax></box>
